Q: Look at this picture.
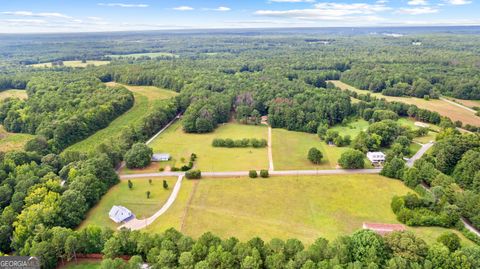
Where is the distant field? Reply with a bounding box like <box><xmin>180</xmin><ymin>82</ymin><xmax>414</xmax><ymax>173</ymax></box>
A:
<box><xmin>80</xmin><ymin>177</ymin><xmax>177</xmax><ymax>230</ymax></box>
<box><xmin>147</xmin><ymin>121</ymin><xmax>269</xmax><ymax>172</ymax></box>
<box><xmin>445</xmin><ymin>97</ymin><xmax>480</xmax><ymax>110</ymax></box>
<box><xmin>0</xmin><ymin>125</ymin><xmax>34</xmax><ymax>152</ymax></box>
<box><xmin>65</xmin><ymin>83</ymin><xmax>177</xmax><ymax>152</ymax></box>
<box><xmin>148</xmin><ymin>175</ymin><xmax>473</xmax><ymax>246</ymax></box>
<box><xmin>29</xmin><ymin>60</ymin><xmax>110</xmax><ymax>68</ymax></box>
<box><xmin>107</xmin><ymin>52</ymin><xmax>177</xmax><ymax>58</ymax></box>
<box><xmin>330</xmin><ymin>80</ymin><xmax>480</xmax><ymax>126</ymax></box>
<box><xmin>0</xmin><ymin>89</ymin><xmax>27</xmax><ymax>100</ymax></box>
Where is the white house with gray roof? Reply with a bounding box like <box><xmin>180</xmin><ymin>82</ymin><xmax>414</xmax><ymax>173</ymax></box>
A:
<box><xmin>109</xmin><ymin>205</ymin><xmax>132</xmax><ymax>223</ymax></box>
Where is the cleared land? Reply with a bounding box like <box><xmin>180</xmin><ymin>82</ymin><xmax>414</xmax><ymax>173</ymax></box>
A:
<box><xmin>148</xmin><ymin>175</ymin><xmax>472</xmax><ymax>246</ymax></box>
<box><xmin>80</xmin><ymin>177</ymin><xmax>177</xmax><ymax>230</ymax></box>
<box><xmin>65</xmin><ymin>83</ymin><xmax>177</xmax><ymax>152</ymax></box>
<box><xmin>146</xmin><ymin>121</ymin><xmax>269</xmax><ymax>172</ymax></box>
<box><xmin>59</xmin><ymin>260</ymin><xmax>101</xmax><ymax>269</ymax></box>
<box><xmin>444</xmin><ymin>97</ymin><xmax>480</xmax><ymax>110</ymax></box>
<box><xmin>0</xmin><ymin>125</ymin><xmax>34</xmax><ymax>152</ymax></box>
<box><xmin>330</xmin><ymin>80</ymin><xmax>480</xmax><ymax>126</ymax></box>
<box><xmin>107</xmin><ymin>52</ymin><xmax>177</xmax><ymax>58</ymax></box>
<box><xmin>0</xmin><ymin>89</ymin><xmax>27</xmax><ymax>100</ymax></box>
<box><xmin>29</xmin><ymin>60</ymin><xmax>110</xmax><ymax>68</ymax></box>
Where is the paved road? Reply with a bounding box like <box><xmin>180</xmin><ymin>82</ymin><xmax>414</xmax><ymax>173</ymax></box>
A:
<box><xmin>268</xmin><ymin>126</ymin><xmax>274</xmax><ymax>171</ymax></box>
<box><xmin>406</xmin><ymin>142</ymin><xmax>434</xmax><ymax>167</ymax></box>
<box><xmin>120</xmin><ymin>168</ymin><xmax>382</xmax><ymax>179</ymax></box>
<box><xmin>146</xmin><ymin>113</ymin><xmax>181</xmax><ymax>145</ymax></box>
<box><xmin>461</xmin><ymin>217</ymin><xmax>480</xmax><ymax>238</ymax></box>
<box><xmin>119</xmin><ymin>175</ymin><xmax>184</xmax><ymax>230</ymax></box>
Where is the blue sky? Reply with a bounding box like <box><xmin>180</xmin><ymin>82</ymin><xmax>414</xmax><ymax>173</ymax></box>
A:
<box><xmin>0</xmin><ymin>0</ymin><xmax>478</xmax><ymax>33</ymax></box>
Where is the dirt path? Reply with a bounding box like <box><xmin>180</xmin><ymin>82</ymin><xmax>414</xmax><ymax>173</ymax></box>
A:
<box><xmin>180</xmin><ymin>180</ymin><xmax>199</xmax><ymax>232</ymax></box>
<box><xmin>146</xmin><ymin>113</ymin><xmax>181</xmax><ymax>145</ymax></box>
<box><xmin>119</xmin><ymin>175</ymin><xmax>184</xmax><ymax>230</ymax></box>
<box><xmin>440</xmin><ymin>97</ymin><xmax>477</xmax><ymax>114</ymax></box>
<box><xmin>268</xmin><ymin>126</ymin><xmax>274</xmax><ymax>171</ymax></box>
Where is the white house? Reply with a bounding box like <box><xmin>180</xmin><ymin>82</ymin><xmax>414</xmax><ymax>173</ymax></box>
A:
<box><xmin>152</xmin><ymin>153</ymin><xmax>170</xmax><ymax>162</ymax></box>
<box><xmin>109</xmin><ymin>205</ymin><xmax>133</xmax><ymax>223</ymax></box>
<box><xmin>366</xmin><ymin>152</ymin><xmax>386</xmax><ymax>164</ymax></box>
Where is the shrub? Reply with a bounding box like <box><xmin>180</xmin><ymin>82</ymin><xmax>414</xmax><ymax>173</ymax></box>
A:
<box><xmin>338</xmin><ymin>149</ymin><xmax>365</xmax><ymax>169</ymax></box>
<box><xmin>124</xmin><ymin>143</ymin><xmax>153</xmax><ymax>169</ymax></box>
<box><xmin>212</xmin><ymin>138</ymin><xmax>225</xmax><ymax>147</ymax></box>
<box><xmin>307</xmin><ymin>147</ymin><xmax>323</xmax><ymax>164</ymax></box>
<box><xmin>171</xmin><ymin>167</ymin><xmax>180</xmax><ymax>172</ymax></box>
<box><xmin>437</xmin><ymin>232</ymin><xmax>461</xmax><ymax>252</ymax></box>
<box><xmin>260</xmin><ymin>169</ymin><xmax>269</xmax><ymax>178</ymax></box>
<box><xmin>185</xmin><ymin>170</ymin><xmax>201</xmax><ymax>179</ymax></box>
<box><xmin>224</xmin><ymin>138</ymin><xmax>234</xmax><ymax>148</ymax></box>
<box><xmin>249</xmin><ymin>170</ymin><xmax>258</xmax><ymax>178</ymax></box>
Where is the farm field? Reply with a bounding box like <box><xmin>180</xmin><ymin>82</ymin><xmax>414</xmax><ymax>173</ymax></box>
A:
<box><xmin>330</xmin><ymin>80</ymin><xmax>480</xmax><ymax>126</ymax></box>
<box><xmin>147</xmin><ymin>121</ymin><xmax>269</xmax><ymax>172</ymax></box>
<box><xmin>107</xmin><ymin>52</ymin><xmax>177</xmax><ymax>58</ymax></box>
<box><xmin>29</xmin><ymin>60</ymin><xmax>110</xmax><ymax>68</ymax></box>
<box><xmin>0</xmin><ymin>89</ymin><xmax>27</xmax><ymax>100</ymax></box>
<box><xmin>0</xmin><ymin>125</ymin><xmax>35</xmax><ymax>152</ymax></box>
<box><xmin>148</xmin><ymin>175</ymin><xmax>473</xmax><ymax>246</ymax></box>
<box><xmin>65</xmin><ymin>83</ymin><xmax>177</xmax><ymax>152</ymax></box>
<box><xmin>79</xmin><ymin>177</ymin><xmax>177</xmax><ymax>230</ymax></box>
<box><xmin>445</xmin><ymin>97</ymin><xmax>480</xmax><ymax>109</ymax></box>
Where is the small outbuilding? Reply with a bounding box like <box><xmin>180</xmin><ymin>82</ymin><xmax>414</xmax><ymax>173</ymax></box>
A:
<box><xmin>363</xmin><ymin>222</ymin><xmax>406</xmax><ymax>236</ymax></box>
<box><xmin>366</xmin><ymin>152</ymin><xmax>386</xmax><ymax>164</ymax></box>
<box><xmin>109</xmin><ymin>205</ymin><xmax>133</xmax><ymax>223</ymax></box>
<box><xmin>152</xmin><ymin>153</ymin><xmax>170</xmax><ymax>162</ymax></box>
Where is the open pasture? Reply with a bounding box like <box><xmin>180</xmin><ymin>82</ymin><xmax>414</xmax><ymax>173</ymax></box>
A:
<box><xmin>0</xmin><ymin>125</ymin><xmax>34</xmax><ymax>152</ymax></box>
<box><xmin>29</xmin><ymin>60</ymin><xmax>110</xmax><ymax>68</ymax></box>
<box><xmin>0</xmin><ymin>89</ymin><xmax>27</xmax><ymax>100</ymax></box>
<box><xmin>79</xmin><ymin>177</ymin><xmax>177</xmax><ymax>230</ymax></box>
<box><xmin>65</xmin><ymin>83</ymin><xmax>177</xmax><ymax>152</ymax></box>
<box><xmin>148</xmin><ymin>175</ymin><xmax>473</xmax><ymax>246</ymax></box>
<box><xmin>330</xmin><ymin>80</ymin><xmax>480</xmax><ymax>126</ymax></box>
<box><xmin>147</xmin><ymin>121</ymin><xmax>269</xmax><ymax>172</ymax></box>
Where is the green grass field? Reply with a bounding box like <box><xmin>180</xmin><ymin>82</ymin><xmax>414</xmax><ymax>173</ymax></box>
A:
<box><xmin>329</xmin><ymin>119</ymin><xmax>370</xmax><ymax>137</ymax></box>
<box><xmin>147</xmin><ymin>175</ymin><xmax>473</xmax><ymax>246</ymax></box>
<box><xmin>0</xmin><ymin>89</ymin><xmax>28</xmax><ymax>100</ymax></box>
<box><xmin>107</xmin><ymin>52</ymin><xmax>178</xmax><ymax>58</ymax></box>
<box><xmin>147</xmin><ymin>121</ymin><xmax>269</xmax><ymax>172</ymax></box>
<box><xmin>29</xmin><ymin>60</ymin><xmax>110</xmax><ymax>68</ymax></box>
<box><xmin>59</xmin><ymin>260</ymin><xmax>101</xmax><ymax>269</ymax></box>
<box><xmin>0</xmin><ymin>125</ymin><xmax>35</xmax><ymax>152</ymax></box>
<box><xmin>80</xmin><ymin>177</ymin><xmax>177</xmax><ymax>230</ymax></box>
<box><xmin>65</xmin><ymin>83</ymin><xmax>177</xmax><ymax>152</ymax></box>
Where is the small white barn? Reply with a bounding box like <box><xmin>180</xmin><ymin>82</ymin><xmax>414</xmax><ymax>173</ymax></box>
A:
<box><xmin>109</xmin><ymin>205</ymin><xmax>132</xmax><ymax>223</ymax></box>
<box><xmin>367</xmin><ymin>152</ymin><xmax>386</xmax><ymax>164</ymax></box>
<box><xmin>152</xmin><ymin>153</ymin><xmax>170</xmax><ymax>162</ymax></box>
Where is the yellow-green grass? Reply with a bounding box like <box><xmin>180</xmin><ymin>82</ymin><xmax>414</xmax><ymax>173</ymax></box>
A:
<box><xmin>147</xmin><ymin>121</ymin><xmax>269</xmax><ymax>172</ymax></box>
<box><xmin>330</xmin><ymin>80</ymin><xmax>480</xmax><ymax>127</ymax></box>
<box><xmin>80</xmin><ymin>177</ymin><xmax>177</xmax><ymax>230</ymax></box>
<box><xmin>29</xmin><ymin>60</ymin><xmax>110</xmax><ymax>68</ymax></box>
<box><xmin>408</xmin><ymin>143</ymin><xmax>422</xmax><ymax>157</ymax></box>
<box><xmin>59</xmin><ymin>260</ymin><xmax>101</xmax><ymax>269</ymax></box>
<box><xmin>107</xmin><ymin>52</ymin><xmax>178</xmax><ymax>58</ymax></box>
<box><xmin>330</xmin><ymin>119</ymin><xmax>369</xmax><ymax>138</ymax></box>
<box><xmin>0</xmin><ymin>89</ymin><xmax>27</xmax><ymax>100</ymax></box>
<box><xmin>0</xmin><ymin>125</ymin><xmax>35</xmax><ymax>152</ymax></box>
<box><xmin>149</xmin><ymin>175</ymin><xmax>473</xmax><ymax>246</ymax></box>
<box><xmin>65</xmin><ymin>83</ymin><xmax>177</xmax><ymax>152</ymax></box>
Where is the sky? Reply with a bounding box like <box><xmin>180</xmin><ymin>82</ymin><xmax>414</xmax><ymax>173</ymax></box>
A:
<box><xmin>0</xmin><ymin>0</ymin><xmax>479</xmax><ymax>33</ymax></box>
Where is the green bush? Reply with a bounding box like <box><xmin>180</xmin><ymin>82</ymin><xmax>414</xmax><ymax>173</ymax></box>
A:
<box><xmin>249</xmin><ymin>170</ymin><xmax>258</xmax><ymax>178</ymax></box>
<box><xmin>124</xmin><ymin>143</ymin><xmax>153</xmax><ymax>169</ymax></box>
<box><xmin>338</xmin><ymin>149</ymin><xmax>365</xmax><ymax>169</ymax></box>
<box><xmin>308</xmin><ymin>147</ymin><xmax>323</xmax><ymax>164</ymax></box>
<box><xmin>185</xmin><ymin>170</ymin><xmax>201</xmax><ymax>179</ymax></box>
<box><xmin>260</xmin><ymin>169</ymin><xmax>269</xmax><ymax>178</ymax></box>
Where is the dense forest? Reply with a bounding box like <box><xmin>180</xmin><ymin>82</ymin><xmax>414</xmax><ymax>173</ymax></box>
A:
<box><xmin>0</xmin><ymin>28</ymin><xmax>479</xmax><ymax>267</ymax></box>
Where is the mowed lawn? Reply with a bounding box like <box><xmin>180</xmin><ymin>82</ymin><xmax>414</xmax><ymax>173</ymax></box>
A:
<box><xmin>147</xmin><ymin>121</ymin><xmax>269</xmax><ymax>172</ymax></box>
<box><xmin>29</xmin><ymin>60</ymin><xmax>110</xmax><ymax>68</ymax></box>
<box><xmin>79</xmin><ymin>177</ymin><xmax>177</xmax><ymax>230</ymax></box>
<box><xmin>0</xmin><ymin>125</ymin><xmax>35</xmax><ymax>152</ymax></box>
<box><xmin>0</xmin><ymin>89</ymin><xmax>28</xmax><ymax>100</ymax></box>
<box><xmin>330</xmin><ymin>80</ymin><xmax>480</xmax><ymax>126</ymax></box>
<box><xmin>149</xmin><ymin>175</ymin><xmax>473</xmax><ymax>246</ymax></box>
<box><xmin>65</xmin><ymin>83</ymin><xmax>177</xmax><ymax>152</ymax></box>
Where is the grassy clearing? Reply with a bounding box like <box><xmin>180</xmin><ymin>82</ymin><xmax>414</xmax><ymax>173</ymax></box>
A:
<box><xmin>330</xmin><ymin>119</ymin><xmax>369</xmax><ymax>137</ymax></box>
<box><xmin>330</xmin><ymin>80</ymin><xmax>480</xmax><ymax>126</ymax></box>
<box><xmin>272</xmin><ymin>128</ymin><xmax>347</xmax><ymax>170</ymax></box>
<box><xmin>29</xmin><ymin>60</ymin><xmax>110</xmax><ymax>68</ymax></box>
<box><xmin>150</xmin><ymin>175</ymin><xmax>473</xmax><ymax>246</ymax></box>
<box><xmin>408</xmin><ymin>143</ymin><xmax>422</xmax><ymax>157</ymax></box>
<box><xmin>0</xmin><ymin>125</ymin><xmax>35</xmax><ymax>152</ymax></box>
<box><xmin>80</xmin><ymin>177</ymin><xmax>177</xmax><ymax>230</ymax></box>
<box><xmin>59</xmin><ymin>260</ymin><xmax>101</xmax><ymax>269</ymax></box>
<box><xmin>107</xmin><ymin>52</ymin><xmax>178</xmax><ymax>58</ymax></box>
<box><xmin>0</xmin><ymin>89</ymin><xmax>27</xmax><ymax>100</ymax></box>
<box><xmin>65</xmin><ymin>83</ymin><xmax>177</xmax><ymax>152</ymax></box>
<box><xmin>146</xmin><ymin>121</ymin><xmax>269</xmax><ymax>172</ymax></box>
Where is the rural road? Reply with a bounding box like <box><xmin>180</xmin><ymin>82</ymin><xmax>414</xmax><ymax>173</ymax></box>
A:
<box><xmin>406</xmin><ymin>142</ymin><xmax>434</xmax><ymax>167</ymax></box>
<box><xmin>146</xmin><ymin>113</ymin><xmax>181</xmax><ymax>145</ymax></box>
<box><xmin>268</xmin><ymin>126</ymin><xmax>274</xmax><ymax>171</ymax></box>
<box><xmin>120</xmin><ymin>168</ymin><xmax>382</xmax><ymax>179</ymax></box>
<box><xmin>440</xmin><ymin>97</ymin><xmax>477</xmax><ymax>114</ymax></box>
<box><xmin>119</xmin><ymin>175</ymin><xmax>184</xmax><ymax>230</ymax></box>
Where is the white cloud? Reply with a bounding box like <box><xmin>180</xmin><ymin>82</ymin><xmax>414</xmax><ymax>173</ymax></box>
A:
<box><xmin>97</xmin><ymin>3</ymin><xmax>149</xmax><ymax>8</ymax></box>
<box><xmin>173</xmin><ymin>6</ymin><xmax>194</xmax><ymax>11</ymax></box>
<box><xmin>397</xmin><ymin>6</ymin><xmax>439</xmax><ymax>14</ymax></box>
<box><xmin>408</xmin><ymin>0</ymin><xmax>428</xmax><ymax>5</ymax></box>
<box><xmin>1</xmin><ymin>11</ymin><xmax>72</xmax><ymax>19</ymax></box>
<box><xmin>203</xmin><ymin>6</ymin><xmax>231</xmax><ymax>12</ymax></box>
<box><xmin>444</xmin><ymin>0</ymin><xmax>472</xmax><ymax>5</ymax></box>
<box><xmin>268</xmin><ymin>0</ymin><xmax>316</xmax><ymax>2</ymax></box>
